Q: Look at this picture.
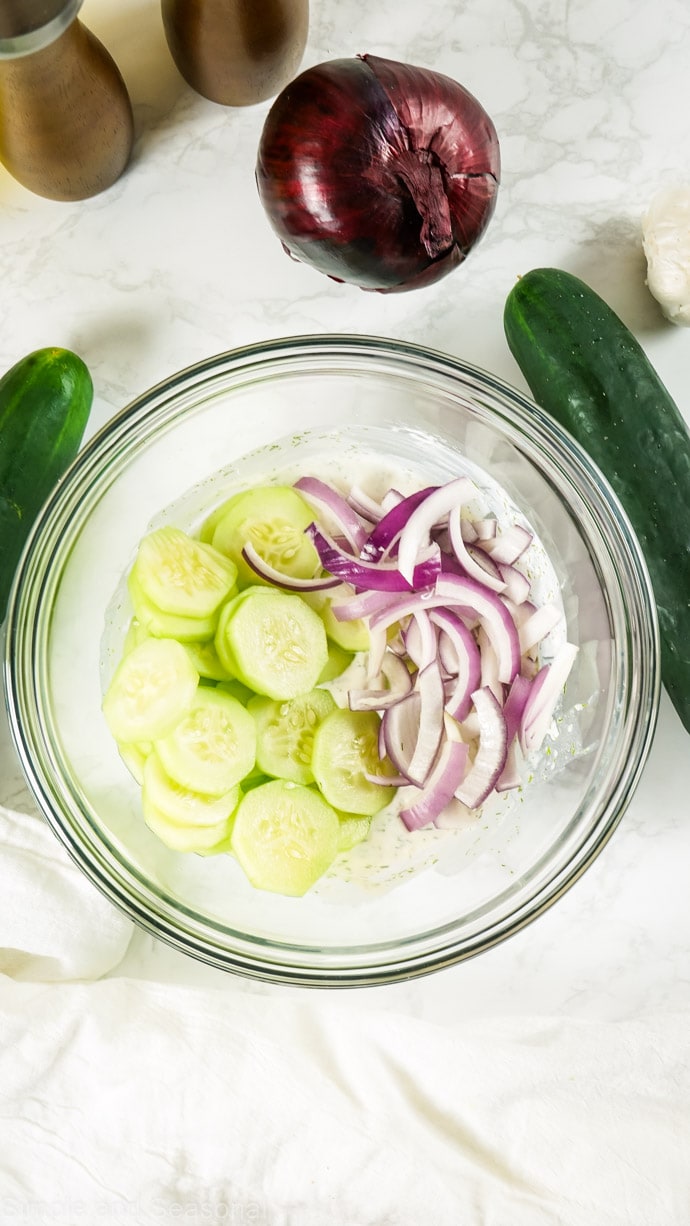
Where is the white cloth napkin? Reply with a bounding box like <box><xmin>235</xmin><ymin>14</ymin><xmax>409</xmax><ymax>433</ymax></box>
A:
<box><xmin>1</xmin><ymin>802</ymin><xmax>689</xmax><ymax>1226</ymax></box>
<box><xmin>0</xmin><ymin>804</ymin><xmax>133</xmax><ymax>982</ymax></box>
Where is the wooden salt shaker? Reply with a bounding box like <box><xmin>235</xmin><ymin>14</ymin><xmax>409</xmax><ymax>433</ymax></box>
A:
<box><xmin>0</xmin><ymin>0</ymin><xmax>134</xmax><ymax>201</ymax></box>
<box><xmin>161</xmin><ymin>0</ymin><xmax>309</xmax><ymax>106</ymax></box>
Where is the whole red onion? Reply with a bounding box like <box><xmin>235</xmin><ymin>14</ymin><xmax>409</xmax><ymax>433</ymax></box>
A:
<box><xmin>256</xmin><ymin>54</ymin><xmax>500</xmax><ymax>293</ymax></box>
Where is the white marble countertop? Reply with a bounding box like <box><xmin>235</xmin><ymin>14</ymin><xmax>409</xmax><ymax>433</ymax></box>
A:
<box><xmin>1</xmin><ymin>0</ymin><xmax>689</xmax><ymax>1027</ymax></box>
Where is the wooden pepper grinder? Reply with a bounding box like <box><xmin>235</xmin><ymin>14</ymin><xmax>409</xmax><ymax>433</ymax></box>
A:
<box><xmin>161</xmin><ymin>0</ymin><xmax>309</xmax><ymax>106</ymax></box>
<box><xmin>0</xmin><ymin>0</ymin><xmax>134</xmax><ymax>201</ymax></box>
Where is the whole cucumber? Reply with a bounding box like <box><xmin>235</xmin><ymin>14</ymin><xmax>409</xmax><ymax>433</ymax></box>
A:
<box><xmin>0</xmin><ymin>346</ymin><xmax>93</xmax><ymax>621</ymax></box>
<box><xmin>504</xmin><ymin>266</ymin><xmax>690</xmax><ymax>732</ymax></box>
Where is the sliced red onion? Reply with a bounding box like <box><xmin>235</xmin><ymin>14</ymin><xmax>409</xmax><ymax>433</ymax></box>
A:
<box><xmin>495</xmin><ymin>739</ymin><xmax>522</xmax><ymax>792</ymax></box>
<box><xmin>381</xmin><ymin>489</ymin><xmax>404</xmax><ymax>512</ymax></box>
<box><xmin>307</xmin><ymin>523</ymin><xmax>442</xmax><ymax>591</ymax></box>
<box><xmin>477</xmin><ymin>626</ymin><xmax>503</xmax><ymax>704</ymax></box>
<box><xmin>434</xmin><ymin>574</ymin><xmax>521</xmax><ymax>684</ymax></box>
<box><xmin>382</xmin><ymin>690</ymin><xmax>421</xmax><ymax>781</ymax></box>
<box><xmin>397</xmin><ymin>476</ymin><xmax>475</xmax><ymax>583</ymax></box>
<box><xmin>501</xmin><ymin>673</ymin><xmax>533</xmax><ymax>743</ymax></box>
<box><xmin>428</xmin><ymin>607</ymin><xmax>481</xmax><ymax>722</ymax></box>
<box><xmin>330</xmin><ymin>588</ymin><xmax>399</xmax><ymax>622</ymax></box>
<box><xmin>404</xmin><ymin>611</ymin><xmax>438</xmax><ymax>670</ymax></box>
<box><xmin>294</xmin><ymin>476</ymin><xmax>367</xmax><ymax>553</ymax></box>
<box><xmin>241</xmin><ymin>543</ymin><xmax>341</xmax><ymax>591</ymax></box>
<box><xmin>349</xmin><ymin>651</ymin><xmax>413</xmax><ymax>710</ymax></box>
<box><xmin>404</xmin><ymin>661</ymin><xmax>447</xmax><ymax>785</ymax></box>
<box><xmin>363</xmin><ymin>486</ymin><xmax>438</xmax><ymax>558</ymax></box>
<box><xmin>455</xmin><ymin>686</ymin><xmax>508</xmax><ymax>810</ymax></box>
<box><xmin>399</xmin><ymin>740</ymin><xmax>469</xmax><ymax>830</ymax></box>
<box><xmin>520</xmin><ymin>642</ymin><xmax>578</xmax><ymax>754</ymax></box>
<box><xmin>256</xmin><ymin>55</ymin><xmax>500</xmax><ymax>294</ymax></box>
<box><xmin>483</xmin><ymin>523</ymin><xmax>533</xmax><ymax>565</ymax></box>
<box><xmin>347</xmin><ymin>486</ymin><xmax>384</xmax><ymax>524</ymax></box>
<box><xmin>518</xmin><ymin>602</ymin><xmax>563</xmax><ymax>654</ymax></box>
<box><xmin>474</xmin><ymin>517</ymin><xmax>498</xmax><ymax>542</ymax></box>
<box><xmin>448</xmin><ymin>506</ymin><xmax>506</xmax><ymax>593</ymax></box>
<box><xmin>366</xmin><ymin>624</ymin><xmax>388</xmax><ymax>681</ymax></box>
<box><xmin>460</xmin><ymin>518</ymin><xmax>479</xmax><ymax>544</ymax></box>
<box><xmin>498</xmin><ymin>563</ymin><xmax>531</xmax><ymax>605</ymax></box>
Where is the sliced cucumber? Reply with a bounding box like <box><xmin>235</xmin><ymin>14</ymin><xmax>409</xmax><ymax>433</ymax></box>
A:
<box><xmin>102</xmin><ymin>637</ymin><xmax>199</xmax><ymax>743</ymax></box>
<box><xmin>117</xmin><ymin>739</ymin><xmax>152</xmax><ymax>785</ymax></box>
<box><xmin>215</xmin><ymin>587</ymin><xmax>328</xmax><ymax>700</ymax></box>
<box><xmin>211</xmin><ymin>485</ymin><xmax>320</xmax><ymax>587</ymax></box>
<box><xmin>182</xmin><ymin>638</ymin><xmax>233</xmax><ymax>681</ymax></box>
<box><xmin>230</xmin><ymin>779</ymin><xmax>340</xmax><ymax>896</ymax></box>
<box><xmin>248</xmin><ymin>688</ymin><xmax>336</xmax><ymax>785</ymax></box>
<box><xmin>199</xmin><ymin>490</ymin><xmax>245</xmax><ymax>544</ymax></box>
<box><xmin>143</xmin><ymin>798</ymin><xmax>235</xmax><ymax>853</ymax></box>
<box><xmin>128</xmin><ymin>572</ymin><xmax>218</xmax><ymax>642</ymax></box>
<box><xmin>155</xmin><ymin>687</ymin><xmax>256</xmax><ymax>795</ymax></box>
<box><xmin>311</xmin><ymin>708</ymin><xmax>392</xmax><ymax>816</ymax></box>
<box><xmin>215</xmin><ymin>677</ymin><xmax>254</xmax><ymax>705</ymax></box>
<box><xmin>122</xmin><ymin>617</ymin><xmax>150</xmax><ymax>655</ymax></box>
<box><xmin>321</xmin><ymin>602</ymin><xmax>371</xmax><ymax>653</ymax></box>
<box><xmin>318</xmin><ymin>640</ymin><xmax>353</xmax><ymax>683</ymax></box>
<box><xmin>132</xmin><ymin>526</ymin><xmax>237</xmax><ymax>618</ymax></box>
<box><xmin>337</xmin><ymin>814</ymin><xmax>372</xmax><ymax>852</ymax></box>
<box><xmin>143</xmin><ymin>750</ymin><xmax>241</xmax><ymax>826</ymax></box>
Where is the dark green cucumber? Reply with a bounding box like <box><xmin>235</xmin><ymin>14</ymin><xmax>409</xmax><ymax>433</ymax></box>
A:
<box><xmin>0</xmin><ymin>347</ymin><xmax>93</xmax><ymax>620</ymax></box>
<box><xmin>504</xmin><ymin>266</ymin><xmax>690</xmax><ymax>732</ymax></box>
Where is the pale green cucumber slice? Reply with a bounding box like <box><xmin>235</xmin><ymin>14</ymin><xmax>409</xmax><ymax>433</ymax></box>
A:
<box><xmin>154</xmin><ymin>687</ymin><xmax>256</xmax><ymax>795</ymax></box>
<box><xmin>117</xmin><ymin>739</ymin><xmax>152</xmax><ymax>785</ymax></box>
<box><xmin>248</xmin><ymin>688</ymin><xmax>336</xmax><ymax>785</ymax></box>
<box><xmin>143</xmin><ymin>798</ymin><xmax>234</xmax><ymax>853</ymax></box>
<box><xmin>317</xmin><ymin>640</ymin><xmax>353</xmax><ymax>683</ymax></box>
<box><xmin>215</xmin><ymin>678</ymin><xmax>254</xmax><ymax>705</ymax></box>
<box><xmin>103</xmin><ymin>637</ymin><xmax>198</xmax><ymax>743</ymax></box>
<box><xmin>311</xmin><ymin>708</ymin><xmax>393</xmax><ymax>816</ymax></box>
<box><xmin>199</xmin><ymin>490</ymin><xmax>245</xmax><ymax>544</ymax></box>
<box><xmin>215</xmin><ymin>588</ymin><xmax>328</xmax><ymax>700</ymax></box>
<box><xmin>337</xmin><ymin>814</ymin><xmax>372</xmax><ymax>852</ymax></box>
<box><xmin>143</xmin><ymin>751</ymin><xmax>241</xmax><ymax>826</ymax></box>
<box><xmin>321</xmin><ymin>602</ymin><xmax>370</xmax><ymax>652</ymax></box>
<box><xmin>122</xmin><ymin>617</ymin><xmax>150</xmax><ymax>655</ymax></box>
<box><xmin>230</xmin><ymin>779</ymin><xmax>340</xmax><ymax>896</ymax></box>
<box><xmin>132</xmin><ymin>526</ymin><xmax>237</xmax><ymax>618</ymax></box>
<box><xmin>129</xmin><ymin>572</ymin><xmax>218</xmax><ymax>642</ymax></box>
<box><xmin>211</xmin><ymin>485</ymin><xmax>320</xmax><ymax>587</ymax></box>
<box><xmin>182</xmin><ymin>638</ymin><xmax>233</xmax><ymax>681</ymax></box>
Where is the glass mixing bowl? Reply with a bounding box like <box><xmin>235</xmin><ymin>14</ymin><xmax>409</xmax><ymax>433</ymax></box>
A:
<box><xmin>4</xmin><ymin>335</ymin><xmax>660</xmax><ymax>985</ymax></box>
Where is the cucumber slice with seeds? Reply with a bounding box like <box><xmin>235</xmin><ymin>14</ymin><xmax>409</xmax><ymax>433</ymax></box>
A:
<box><xmin>143</xmin><ymin>750</ymin><xmax>241</xmax><ymax>826</ymax></box>
<box><xmin>143</xmin><ymin>798</ymin><xmax>235</xmax><ymax>853</ymax></box>
<box><xmin>155</xmin><ymin>687</ymin><xmax>256</xmax><ymax>795</ymax></box>
<box><xmin>211</xmin><ymin>485</ymin><xmax>320</xmax><ymax>587</ymax></box>
<box><xmin>128</xmin><ymin>572</ymin><xmax>219</xmax><ymax>642</ymax></box>
<box><xmin>103</xmin><ymin>637</ymin><xmax>198</xmax><ymax>743</ymax></box>
<box><xmin>215</xmin><ymin>587</ymin><xmax>328</xmax><ymax>700</ymax></box>
<box><xmin>132</xmin><ymin>526</ymin><xmax>237</xmax><ymax>618</ymax></box>
<box><xmin>230</xmin><ymin>779</ymin><xmax>340</xmax><ymax>896</ymax></box>
<box><xmin>311</xmin><ymin>708</ymin><xmax>393</xmax><ymax>816</ymax></box>
<box><xmin>248</xmin><ymin>688</ymin><xmax>336</xmax><ymax>785</ymax></box>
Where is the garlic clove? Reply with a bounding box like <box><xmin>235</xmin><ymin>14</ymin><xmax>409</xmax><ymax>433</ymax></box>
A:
<box><xmin>642</xmin><ymin>185</ymin><xmax>690</xmax><ymax>327</ymax></box>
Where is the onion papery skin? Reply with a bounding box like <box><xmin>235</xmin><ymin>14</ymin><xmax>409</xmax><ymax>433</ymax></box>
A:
<box><xmin>256</xmin><ymin>54</ymin><xmax>500</xmax><ymax>293</ymax></box>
